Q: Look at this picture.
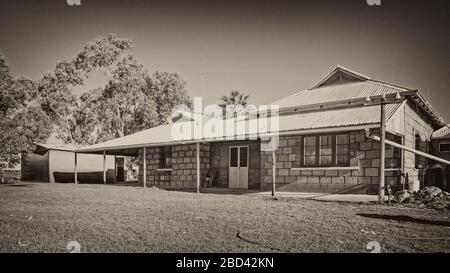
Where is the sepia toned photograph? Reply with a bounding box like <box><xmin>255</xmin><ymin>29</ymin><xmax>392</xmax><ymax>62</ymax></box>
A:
<box><xmin>0</xmin><ymin>0</ymin><xmax>449</xmax><ymax>263</ymax></box>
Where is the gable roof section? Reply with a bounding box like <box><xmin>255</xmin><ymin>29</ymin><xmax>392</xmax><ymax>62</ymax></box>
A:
<box><xmin>272</xmin><ymin>65</ymin><xmax>445</xmax><ymax>127</ymax></box>
<box><xmin>272</xmin><ymin>80</ymin><xmax>410</xmax><ymax>110</ymax></box>
<box><xmin>32</xmin><ymin>143</ymin><xmax>79</xmax><ymax>155</ymax></box>
<box><xmin>309</xmin><ymin>65</ymin><xmax>371</xmax><ymax>89</ymax></box>
<box><xmin>35</xmin><ymin>143</ymin><xmax>78</xmax><ymax>152</ymax></box>
<box><xmin>432</xmin><ymin>125</ymin><xmax>450</xmax><ymax>139</ymax></box>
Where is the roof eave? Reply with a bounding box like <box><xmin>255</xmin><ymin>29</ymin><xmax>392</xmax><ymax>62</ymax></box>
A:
<box><xmin>75</xmin><ymin>124</ymin><xmax>381</xmax><ymax>154</ymax></box>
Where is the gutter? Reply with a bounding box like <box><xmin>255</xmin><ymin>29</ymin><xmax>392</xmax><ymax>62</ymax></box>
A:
<box><xmin>364</xmin><ymin>128</ymin><xmax>450</xmax><ymax>166</ymax></box>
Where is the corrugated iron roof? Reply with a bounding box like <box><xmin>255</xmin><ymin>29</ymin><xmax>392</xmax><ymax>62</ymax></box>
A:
<box><xmin>272</xmin><ymin>80</ymin><xmax>410</xmax><ymax>109</ymax></box>
<box><xmin>36</xmin><ymin>143</ymin><xmax>78</xmax><ymax>152</ymax></box>
<box><xmin>76</xmin><ymin>103</ymin><xmax>401</xmax><ymax>153</ymax></box>
<box><xmin>75</xmin><ymin>64</ymin><xmax>444</xmax><ymax>154</ymax></box>
<box><xmin>277</xmin><ymin>103</ymin><xmax>400</xmax><ymax>132</ymax></box>
<box><xmin>432</xmin><ymin>125</ymin><xmax>450</xmax><ymax>139</ymax></box>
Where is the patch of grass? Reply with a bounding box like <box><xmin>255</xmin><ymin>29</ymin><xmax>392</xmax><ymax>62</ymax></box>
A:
<box><xmin>0</xmin><ymin>183</ymin><xmax>449</xmax><ymax>253</ymax></box>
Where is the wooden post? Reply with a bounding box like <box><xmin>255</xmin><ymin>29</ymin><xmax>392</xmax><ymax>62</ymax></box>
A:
<box><xmin>272</xmin><ymin>150</ymin><xmax>276</xmax><ymax>197</ymax></box>
<box><xmin>379</xmin><ymin>98</ymin><xmax>386</xmax><ymax>203</ymax></box>
<box><xmin>196</xmin><ymin>142</ymin><xmax>200</xmax><ymax>194</ymax></box>
<box><xmin>74</xmin><ymin>152</ymin><xmax>78</xmax><ymax>184</ymax></box>
<box><xmin>114</xmin><ymin>155</ymin><xmax>117</xmax><ymax>183</ymax></box>
<box><xmin>143</xmin><ymin>147</ymin><xmax>147</xmax><ymax>188</ymax></box>
<box><xmin>48</xmin><ymin>150</ymin><xmax>53</xmax><ymax>183</ymax></box>
<box><xmin>103</xmin><ymin>150</ymin><xmax>107</xmax><ymax>184</ymax></box>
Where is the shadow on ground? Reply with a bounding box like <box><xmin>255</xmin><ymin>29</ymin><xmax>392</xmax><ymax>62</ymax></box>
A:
<box><xmin>1</xmin><ymin>183</ymin><xmax>35</xmax><ymax>188</ymax></box>
<box><xmin>356</xmin><ymin>213</ymin><xmax>450</xmax><ymax>227</ymax></box>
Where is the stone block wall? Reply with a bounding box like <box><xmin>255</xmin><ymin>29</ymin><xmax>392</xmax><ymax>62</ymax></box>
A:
<box><xmin>260</xmin><ymin>130</ymin><xmax>402</xmax><ymax>194</ymax></box>
<box><xmin>171</xmin><ymin>143</ymin><xmax>210</xmax><ymax>188</ymax></box>
<box><xmin>138</xmin><ymin>147</ymin><xmax>160</xmax><ymax>187</ymax></box>
<box><xmin>403</xmin><ymin>101</ymin><xmax>435</xmax><ymax>187</ymax></box>
<box><xmin>138</xmin><ymin>143</ymin><xmax>210</xmax><ymax>188</ymax></box>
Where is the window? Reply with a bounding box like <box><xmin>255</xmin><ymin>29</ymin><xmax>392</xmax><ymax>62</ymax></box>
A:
<box><xmin>230</xmin><ymin>147</ymin><xmax>238</xmax><ymax>167</ymax></box>
<box><xmin>336</xmin><ymin>134</ymin><xmax>350</xmax><ymax>166</ymax></box>
<box><xmin>239</xmin><ymin>147</ymin><xmax>248</xmax><ymax>167</ymax></box>
<box><xmin>439</xmin><ymin>142</ymin><xmax>450</xmax><ymax>153</ymax></box>
<box><xmin>303</xmin><ymin>136</ymin><xmax>317</xmax><ymax>166</ymax></box>
<box><xmin>302</xmin><ymin>134</ymin><xmax>350</xmax><ymax>167</ymax></box>
<box><xmin>159</xmin><ymin>146</ymin><xmax>172</xmax><ymax>168</ymax></box>
<box><xmin>319</xmin><ymin>135</ymin><xmax>333</xmax><ymax>165</ymax></box>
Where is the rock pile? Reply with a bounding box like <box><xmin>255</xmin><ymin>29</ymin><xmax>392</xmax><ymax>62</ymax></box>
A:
<box><xmin>393</xmin><ymin>186</ymin><xmax>450</xmax><ymax>210</ymax></box>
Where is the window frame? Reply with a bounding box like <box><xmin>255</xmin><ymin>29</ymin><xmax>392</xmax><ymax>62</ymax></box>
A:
<box><xmin>301</xmin><ymin>133</ymin><xmax>350</xmax><ymax>167</ymax></box>
<box><xmin>335</xmin><ymin>134</ymin><xmax>350</xmax><ymax>167</ymax></box>
<box><xmin>159</xmin><ymin>146</ymin><xmax>173</xmax><ymax>169</ymax></box>
<box><xmin>319</xmin><ymin>134</ymin><xmax>334</xmax><ymax>166</ymax></box>
<box><xmin>302</xmin><ymin>135</ymin><xmax>318</xmax><ymax>166</ymax></box>
<box><xmin>439</xmin><ymin>142</ymin><xmax>450</xmax><ymax>153</ymax></box>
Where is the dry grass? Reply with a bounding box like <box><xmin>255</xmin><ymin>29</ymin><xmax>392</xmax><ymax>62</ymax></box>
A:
<box><xmin>0</xmin><ymin>182</ymin><xmax>449</xmax><ymax>253</ymax></box>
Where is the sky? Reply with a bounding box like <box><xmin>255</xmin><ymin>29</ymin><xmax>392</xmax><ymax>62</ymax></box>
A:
<box><xmin>0</xmin><ymin>0</ymin><xmax>449</xmax><ymax>121</ymax></box>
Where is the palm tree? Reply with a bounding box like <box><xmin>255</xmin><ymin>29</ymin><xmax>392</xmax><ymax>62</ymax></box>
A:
<box><xmin>218</xmin><ymin>90</ymin><xmax>250</xmax><ymax>118</ymax></box>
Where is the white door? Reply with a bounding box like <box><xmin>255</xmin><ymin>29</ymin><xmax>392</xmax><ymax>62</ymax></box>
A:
<box><xmin>229</xmin><ymin>146</ymin><xmax>249</xmax><ymax>189</ymax></box>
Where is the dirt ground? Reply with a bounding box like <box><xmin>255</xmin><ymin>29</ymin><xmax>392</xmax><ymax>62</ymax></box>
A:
<box><xmin>0</xmin><ymin>182</ymin><xmax>449</xmax><ymax>253</ymax></box>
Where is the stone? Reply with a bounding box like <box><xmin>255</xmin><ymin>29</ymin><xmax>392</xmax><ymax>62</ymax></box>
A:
<box><xmin>355</xmin><ymin>134</ymin><xmax>366</xmax><ymax>143</ymax></box>
<box><xmin>325</xmin><ymin>170</ymin><xmax>338</xmax><ymax>176</ymax></box>
<box><xmin>360</xmin><ymin>142</ymin><xmax>372</xmax><ymax>151</ymax></box>
<box><xmin>364</xmin><ymin>168</ymin><xmax>378</xmax><ymax>177</ymax></box>
<box><xmin>366</xmin><ymin>150</ymin><xmax>380</xmax><ymax>159</ymax></box>
<box><xmin>297</xmin><ymin>177</ymin><xmax>308</xmax><ymax>183</ymax></box>
<box><xmin>307</xmin><ymin>177</ymin><xmax>319</xmax><ymax>184</ymax></box>
<box><xmin>332</xmin><ymin>176</ymin><xmax>345</xmax><ymax>184</ymax></box>
<box><xmin>320</xmin><ymin>177</ymin><xmax>332</xmax><ymax>184</ymax></box>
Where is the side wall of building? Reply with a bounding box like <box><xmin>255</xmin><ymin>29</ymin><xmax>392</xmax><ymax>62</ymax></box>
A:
<box><xmin>403</xmin><ymin>101</ymin><xmax>436</xmax><ymax>188</ymax></box>
<box><xmin>21</xmin><ymin>152</ymin><xmax>49</xmax><ymax>182</ymax></box>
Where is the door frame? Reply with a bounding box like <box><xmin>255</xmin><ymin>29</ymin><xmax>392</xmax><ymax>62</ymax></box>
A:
<box><xmin>228</xmin><ymin>145</ymin><xmax>249</xmax><ymax>189</ymax></box>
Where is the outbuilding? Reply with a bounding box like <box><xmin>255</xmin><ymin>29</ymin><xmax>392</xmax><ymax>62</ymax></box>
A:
<box><xmin>21</xmin><ymin>143</ymin><xmax>119</xmax><ymax>183</ymax></box>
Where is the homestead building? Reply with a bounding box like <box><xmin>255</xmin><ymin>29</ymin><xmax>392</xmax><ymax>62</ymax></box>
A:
<box><xmin>77</xmin><ymin>66</ymin><xmax>449</xmax><ymax>194</ymax></box>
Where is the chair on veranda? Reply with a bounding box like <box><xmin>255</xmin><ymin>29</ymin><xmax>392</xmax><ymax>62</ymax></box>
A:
<box><xmin>203</xmin><ymin>169</ymin><xmax>219</xmax><ymax>188</ymax></box>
